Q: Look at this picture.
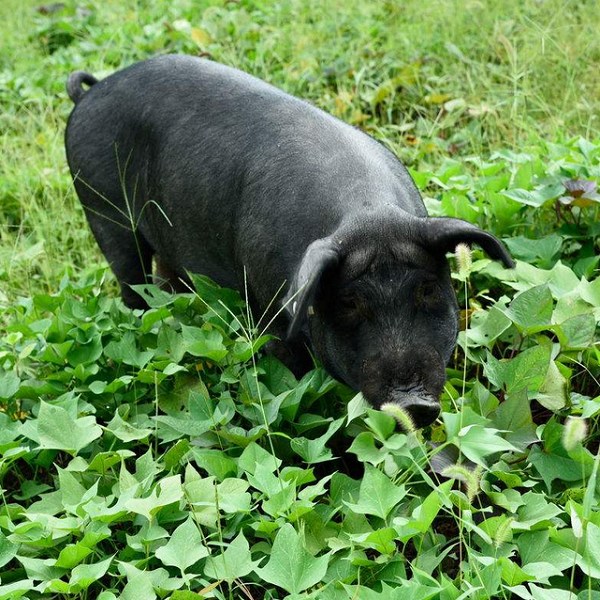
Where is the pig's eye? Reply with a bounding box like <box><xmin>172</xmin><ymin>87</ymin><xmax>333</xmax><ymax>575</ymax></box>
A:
<box><xmin>337</xmin><ymin>294</ymin><xmax>371</xmax><ymax>322</ymax></box>
<box><xmin>415</xmin><ymin>280</ymin><xmax>442</xmax><ymax>310</ymax></box>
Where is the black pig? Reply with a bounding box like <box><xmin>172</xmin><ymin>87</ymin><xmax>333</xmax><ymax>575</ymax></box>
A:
<box><xmin>65</xmin><ymin>55</ymin><xmax>513</xmax><ymax>428</ymax></box>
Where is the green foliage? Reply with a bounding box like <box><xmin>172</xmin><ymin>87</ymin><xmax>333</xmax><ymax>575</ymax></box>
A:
<box><xmin>0</xmin><ymin>0</ymin><xmax>599</xmax><ymax>598</ymax></box>
<box><xmin>0</xmin><ymin>248</ymin><xmax>598</xmax><ymax>597</ymax></box>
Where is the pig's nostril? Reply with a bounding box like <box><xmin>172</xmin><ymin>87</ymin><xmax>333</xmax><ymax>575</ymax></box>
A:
<box><xmin>406</xmin><ymin>399</ymin><xmax>440</xmax><ymax>428</ymax></box>
<box><xmin>380</xmin><ymin>390</ymin><xmax>441</xmax><ymax>430</ymax></box>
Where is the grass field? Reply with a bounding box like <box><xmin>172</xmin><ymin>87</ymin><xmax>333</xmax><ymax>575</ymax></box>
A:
<box><xmin>0</xmin><ymin>1</ymin><xmax>599</xmax><ymax>598</ymax></box>
<box><xmin>2</xmin><ymin>0</ymin><xmax>599</xmax><ymax>301</ymax></box>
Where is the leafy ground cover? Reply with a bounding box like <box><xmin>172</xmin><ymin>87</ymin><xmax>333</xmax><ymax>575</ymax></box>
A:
<box><xmin>1</xmin><ymin>0</ymin><xmax>599</xmax><ymax>598</ymax></box>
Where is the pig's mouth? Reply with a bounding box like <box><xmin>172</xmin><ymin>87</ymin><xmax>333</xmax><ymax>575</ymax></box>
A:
<box><xmin>385</xmin><ymin>389</ymin><xmax>440</xmax><ymax>429</ymax></box>
<box><xmin>358</xmin><ymin>352</ymin><xmax>444</xmax><ymax>429</ymax></box>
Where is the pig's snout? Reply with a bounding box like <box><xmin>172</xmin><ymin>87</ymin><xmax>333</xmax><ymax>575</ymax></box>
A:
<box><xmin>387</xmin><ymin>388</ymin><xmax>441</xmax><ymax>429</ymax></box>
<box><xmin>360</xmin><ymin>346</ymin><xmax>446</xmax><ymax>429</ymax></box>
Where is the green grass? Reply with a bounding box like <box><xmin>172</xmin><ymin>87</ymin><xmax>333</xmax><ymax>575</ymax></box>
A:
<box><xmin>0</xmin><ymin>1</ymin><xmax>599</xmax><ymax>598</ymax></box>
<box><xmin>1</xmin><ymin>0</ymin><xmax>599</xmax><ymax>303</ymax></box>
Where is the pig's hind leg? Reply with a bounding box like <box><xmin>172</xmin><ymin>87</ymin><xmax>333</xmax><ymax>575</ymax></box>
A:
<box><xmin>154</xmin><ymin>256</ymin><xmax>190</xmax><ymax>294</ymax></box>
<box><xmin>75</xmin><ymin>180</ymin><xmax>154</xmax><ymax>310</ymax></box>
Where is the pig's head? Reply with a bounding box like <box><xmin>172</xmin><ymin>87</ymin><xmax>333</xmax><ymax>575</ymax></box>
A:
<box><xmin>285</xmin><ymin>213</ymin><xmax>514</xmax><ymax>429</ymax></box>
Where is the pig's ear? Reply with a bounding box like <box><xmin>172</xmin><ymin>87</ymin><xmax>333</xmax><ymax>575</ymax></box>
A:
<box><xmin>285</xmin><ymin>238</ymin><xmax>340</xmax><ymax>340</ymax></box>
<box><xmin>422</xmin><ymin>217</ymin><xmax>515</xmax><ymax>268</ymax></box>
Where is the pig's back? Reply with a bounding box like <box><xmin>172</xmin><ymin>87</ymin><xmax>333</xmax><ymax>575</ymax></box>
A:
<box><xmin>65</xmin><ymin>55</ymin><xmax>424</xmax><ymax>290</ymax></box>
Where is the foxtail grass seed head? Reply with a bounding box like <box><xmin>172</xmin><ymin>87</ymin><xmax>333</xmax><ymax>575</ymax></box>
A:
<box><xmin>562</xmin><ymin>417</ymin><xmax>587</xmax><ymax>451</ymax></box>
<box><xmin>455</xmin><ymin>243</ymin><xmax>472</xmax><ymax>277</ymax></box>
<box><xmin>465</xmin><ymin>465</ymin><xmax>483</xmax><ymax>504</ymax></box>
<box><xmin>381</xmin><ymin>402</ymin><xmax>416</xmax><ymax>434</ymax></box>
<box><xmin>493</xmin><ymin>516</ymin><xmax>514</xmax><ymax>546</ymax></box>
<box><xmin>442</xmin><ymin>464</ymin><xmax>482</xmax><ymax>504</ymax></box>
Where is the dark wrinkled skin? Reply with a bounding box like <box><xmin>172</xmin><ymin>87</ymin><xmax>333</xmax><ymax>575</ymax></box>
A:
<box><xmin>65</xmin><ymin>55</ymin><xmax>513</xmax><ymax>428</ymax></box>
